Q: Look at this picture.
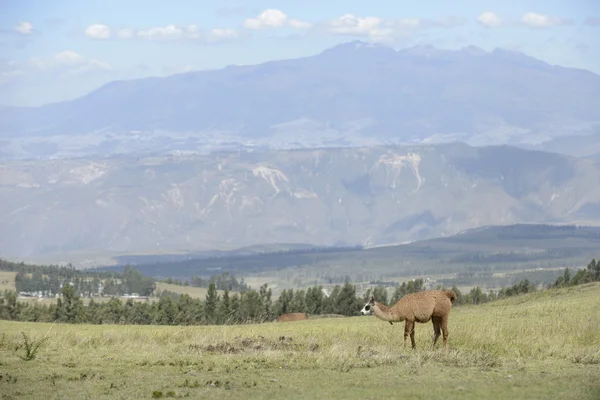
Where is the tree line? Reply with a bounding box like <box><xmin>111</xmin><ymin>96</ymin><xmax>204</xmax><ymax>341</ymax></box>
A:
<box><xmin>165</xmin><ymin>272</ymin><xmax>250</xmax><ymax>292</ymax></box>
<box><xmin>15</xmin><ymin>266</ymin><xmax>155</xmax><ymax>297</ymax></box>
<box><xmin>5</xmin><ymin>257</ymin><xmax>249</xmax><ymax>298</ymax></box>
<box><xmin>1</xmin><ymin>281</ymin><xmax>359</xmax><ymax>325</ymax></box>
<box><xmin>0</xmin><ymin>276</ymin><xmax>560</xmax><ymax>326</ymax></box>
<box><xmin>551</xmin><ymin>258</ymin><xmax>600</xmax><ymax>288</ymax></box>
<box><xmin>2</xmin><ymin>258</ymin><xmax>599</xmax><ymax>326</ymax></box>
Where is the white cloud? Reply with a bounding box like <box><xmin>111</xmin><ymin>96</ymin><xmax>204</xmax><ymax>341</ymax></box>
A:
<box><xmin>86</xmin><ymin>24</ymin><xmax>241</xmax><ymax>44</ymax></box>
<box><xmin>80</xmin><ymin>12</ymin><xmax>463</xmax><ymax>46</ymax></box>
<box><xmin>243</xmin><ymin>9</ymin><xmax>311</xmax><ymax>30</ymax></box>
<box><xmin>327</xmin><ymin>14</ymin><xmax>384</xmax><ymax>36</ymax></box>
<box><xmin>14</xmin><ymin>21</ymin><xmax>34</xmax><ymax>35</ymax></box>
<box><xmin>54</xmin><ymin>50</ymin><xmax>86</xmax><ymax>65</ymax></box>
<box><xmin>322</xmin><ymin>14</ymin><xmax>459</xmax><ymax>42</ymax></box>
<box><xmin>520</xmin><ymin>12</ymin><xmax>571</xmax><ymax>28</ymax></box>
<box><xmin>586</xmin><ymin>17</ymin><xmax>600</xmax><ymax>26</ymax></box>
<box><xmin>85</xmin><ymin>24</ymin><xmax>111</xmax><ymax>39</ymax></box>
<box><xmin>476</xmin><ymin>11</ymin><xmax>570</xmax><ymax>29</ymax></box>
<box><xmin>244</xmin><ymin>9</ymin><xmax>287</xmax><ymax>29</ymax></box>
<box><xmin>13</xmin><ymin>21</ymin><xmax>33</xmax><ymax>35</ymax></box>
<box><xmin>477</xmin><ymin>12</ymin><xmax>504</xmax><ymax>28</ymax></box>
<box><xmin>136</xmin><ymin>24</ymin><xmax>197</xmax><ymax>40</ymax></box>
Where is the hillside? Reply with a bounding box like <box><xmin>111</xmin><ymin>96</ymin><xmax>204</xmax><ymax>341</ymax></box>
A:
<box><xmin>3</xmin><ymin>144</ymin><xmax>600</xmax><ymax>262</ymax></box>
<box><xmin>1</xmin><ymin>283</ymin><xmax>599</xmax><ymax>399</ymax></box>
<box><xmin>93</xmin><ymin>224</ymin><xmax>600</xmax><ymax>293</ymax></box>
<box><xmin>2</xmin><ymin>41</ymin><xmax>600</xmax><ymax>159</ymax></box>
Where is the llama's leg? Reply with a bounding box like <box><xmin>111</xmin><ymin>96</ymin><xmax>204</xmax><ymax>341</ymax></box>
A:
<box><xmin>432</xmin><ymin>316</ymin><xmax>441</xmax><ymax>348</ymax></box>
<box><xmin>404</xmin><ymin>321</ymin><xmax>414</xmax><ymax>349</ymax></box>
<box><xmin>440</xmin><ymin>315</ymin><xmax>449</xmax><ymax>348</ymax></box>
<box><xmin>409</xmin><ymin>324</ymin><xmax>416</xmax><ymax>349</ymax></box>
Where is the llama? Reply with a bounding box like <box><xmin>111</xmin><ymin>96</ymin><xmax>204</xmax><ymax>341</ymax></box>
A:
<box><xmin>275</xmin><ymin>312</ymin><xmax>309</xmax><ymax>322</ymax></box>
<box><xmin>360</xmin><ymin>289</ymin><xmax>456</xmax><ymax>349</ymax></box>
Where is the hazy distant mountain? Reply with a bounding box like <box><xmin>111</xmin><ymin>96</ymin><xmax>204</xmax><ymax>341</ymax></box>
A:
<box><xmin>2</xmin><ymin>143</ymin><xmax>600</xmax><ymax>263</ymax></box>
<box><xmin>1</xmin><ymin>41</ymin><xmax>600</xmax><ymax>159</ymax></box>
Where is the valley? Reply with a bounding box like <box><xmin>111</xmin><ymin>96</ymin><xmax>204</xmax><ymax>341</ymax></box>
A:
<box><xmin>2</xmin><ymin>144</ymin><xmax>600</xmax><ymax>266</ymax></box>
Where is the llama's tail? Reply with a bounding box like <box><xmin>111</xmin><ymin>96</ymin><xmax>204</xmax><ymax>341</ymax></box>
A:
<box><xmin>444</xmin><ymin>290</ymin><xmax>457</xmax><ymax>303</ymax></box>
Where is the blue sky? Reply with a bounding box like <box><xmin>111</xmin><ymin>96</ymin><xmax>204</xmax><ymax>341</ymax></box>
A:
<box><xmin>1</xmin><ymin>0</ymin><xmax>599</xmax><ymax>106</ymax></box>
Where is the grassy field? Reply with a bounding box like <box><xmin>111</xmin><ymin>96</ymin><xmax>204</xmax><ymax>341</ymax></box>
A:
<box><xmin>154</xmin><ymin>282</ymin><xmax>236</xmax><ymax>299</ymax></box>
<box><xmin>0</xmin><ymin>271</ymin><xmax>16</xmax><ymax>292</ymax></box>
<box><xmin>1</xmin><ymin>283</ymin><xmax>599</xmax><ymax>399</ymax></box>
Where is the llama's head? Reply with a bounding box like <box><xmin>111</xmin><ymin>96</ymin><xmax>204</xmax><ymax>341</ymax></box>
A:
<box><xmin>360</xmin><ymin>293</ymin><xmax>376</xmax><ymax>315</ymax></box>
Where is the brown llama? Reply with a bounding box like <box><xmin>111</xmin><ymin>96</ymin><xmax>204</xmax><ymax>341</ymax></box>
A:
<box><xmin>275</xmin><ymin>312</ymin><xmax>309</xmax><ymax>322</ymax></box>
<box><xmin>360</xmin><ymin>289</ymin><xmax>456</xmax><ymax>349</ymax></box>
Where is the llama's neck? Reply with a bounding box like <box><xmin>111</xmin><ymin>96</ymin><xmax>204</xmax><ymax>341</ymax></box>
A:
<box><xmin>373</xmin><ymin>301</ymin><xmax>404</xmax><ymax>322</ymax></box>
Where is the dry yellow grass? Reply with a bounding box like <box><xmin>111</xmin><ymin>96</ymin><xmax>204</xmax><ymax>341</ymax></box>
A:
<box><xmin>0</xmin><ymin>283</ymin><xmax>599</xmax><ymax>399</ymax></box>
<box><xmin>0</xmin><ymin>271</ymin><xmax>16</xmax><ymax>291</ymax></box>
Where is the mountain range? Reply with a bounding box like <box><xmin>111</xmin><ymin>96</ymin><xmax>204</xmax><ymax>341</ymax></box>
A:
<box><xmin>1</xmin><ymin>41</ymin><xmax>600</xmax><ymax>160</ymax></box>
<box><xmin>2</xmin><ymin>143</ymin><xmax>600</xmax><ymax>265</ymax></box>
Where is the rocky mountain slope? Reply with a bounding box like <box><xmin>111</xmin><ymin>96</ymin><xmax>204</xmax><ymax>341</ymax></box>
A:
<box><xmin>2</xmin><ymin>143</ymin><xmax>600</xmax><ymax>261</ymax></box>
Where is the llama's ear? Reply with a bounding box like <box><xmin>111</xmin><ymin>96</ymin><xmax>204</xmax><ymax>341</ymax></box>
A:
<box><xmin>369</xmin><ymin>293</ymin><xmax>375</xmax><ymax>303</ymax></box>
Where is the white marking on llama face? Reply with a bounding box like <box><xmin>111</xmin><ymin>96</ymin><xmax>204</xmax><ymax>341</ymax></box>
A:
<box><xmin>360</xmin><ymin>302</ymin><xmax>373</xmax><ymax>315</ymax></box>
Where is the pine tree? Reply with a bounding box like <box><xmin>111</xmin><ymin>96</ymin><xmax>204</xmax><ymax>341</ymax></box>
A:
<box><xmin>229</xmin><ymin>293</ymin><xmax>240</xmax><ymax>323</ymax></box>
<box><xmin>87</xmin><ymin>298</ymin><xmax>101</xmax><ymax>324</ymax></box>
<box><xmin>305</xmin><ymin>286</ymin><xmax>324</xmax><ymax>315</ymax></box>
<box><xmin>153</xmin><ymin>296</ymin><xmax>177</xmax><ymax>325</ymax></box>
<box><xmin>175</xmin><ymin>294</ymin><xmax>197</xmax><ymax>325</ymax></box>
<box><xmin>0</xmin><ymin>290</ymin><xmax>20</xmax><ymax>320</ymax></box>
<box><xmin>59</xmin><ymin>284</ymin><xmax>85</xmax><ymax>323</ymax></box>
<box><xmin>291</xmin><ymin>289</ymin><xmax>306</xmax><ymax>313</ymax></box>
<box><xmin>369</xmin><ymin>286</ymin><xmax>388</xmax><ymax>305</ymax></box>
<box><xmin>274</xmin><ymin>289</ymin><xmax>293</xmax><ymax>315</ymax></box>
<box><xmin>451</xmin><ymin>285</ymin><xmax>464</xmax><ymax>305</ymax></box>
<box><xmin>323</xmin><ymin>285</ymin><xmax>340</xmax><ymax>314</ymax></box>
<box><xmin>103</xmin><ymin>297</ymin><xmax>125</xmax><ymax>324</ymax></box>
<box><xmin>335</xmin><ymin>282</ymin><xmax>359</xmax><ymax>316</ymax></box>
<box><xmin>259</xmin><ymin>284</ymin><xmax>272</xmax><ymax>320</ymax></box>
<box><xmin>589</xmin><ymin>259</ymin><xmax>600</xmax><ymax>281</ymax></box>
<box><xmin>218</xmin><ymin>288</ymin><xmax>231</xmax><ymax>324</ymax></box>
<box><xmin>563</xmin><ymin>268</ymin><xmax>571</xmax><ymax>286</ymax></box>
<box><xmin>239</xmin><ymin>290</ymin><xmax>262</xmax><ymax>322</ymax></box>
<box><xmin>204</xmin><ymin>283</ymin><xmax>219</xmax><ymax>324</ymax></box>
